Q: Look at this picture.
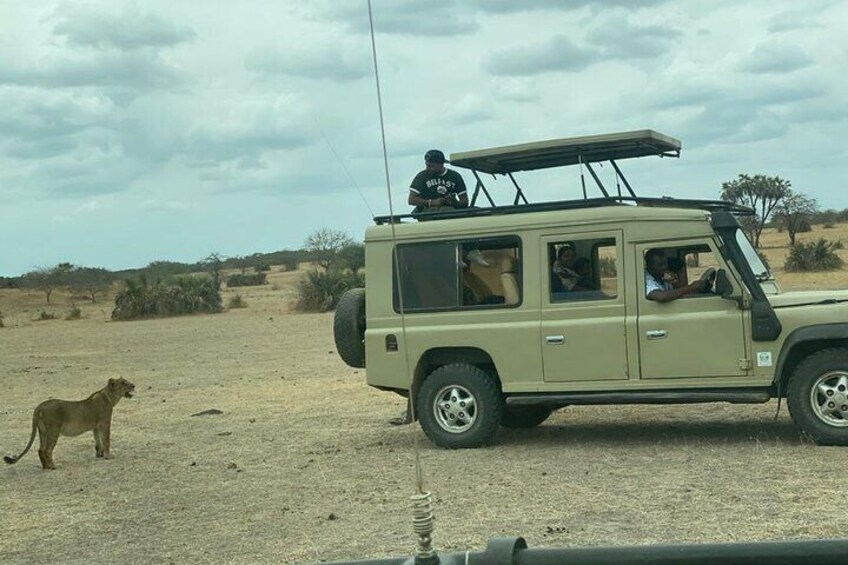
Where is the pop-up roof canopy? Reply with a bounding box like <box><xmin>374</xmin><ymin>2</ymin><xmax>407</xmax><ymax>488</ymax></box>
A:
<box><xmin>449</xmin><ymin>130</ymin><xmax>681</xmax><ymax>175</ymax></box>
<box><xmin>372</xmin><ymin>129</ymin><xmax>751</xmax><ymax>224</ymax></box>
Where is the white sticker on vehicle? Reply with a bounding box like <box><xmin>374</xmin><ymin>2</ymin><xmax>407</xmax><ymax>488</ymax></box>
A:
<box><xmin>757</xmin><ymin>352</ymin><xmax>773</xmax><ymax>367</ymax></box>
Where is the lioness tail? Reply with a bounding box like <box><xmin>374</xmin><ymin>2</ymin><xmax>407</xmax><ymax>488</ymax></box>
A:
<box><xmin>4</xmin><ymin>407</ymin><xmax>40</xmax><ymax>465</ymax></box>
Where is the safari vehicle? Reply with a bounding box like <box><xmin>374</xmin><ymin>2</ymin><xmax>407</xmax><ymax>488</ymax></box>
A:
<box><xmin>334</xmin><ymin>130</ymin><xmax>848</xmax><ymax>449</ymax></box>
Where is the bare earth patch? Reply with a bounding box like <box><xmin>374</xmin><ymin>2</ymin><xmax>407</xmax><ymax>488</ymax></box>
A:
<box><xmin>1</xmin><ymin>255</ymin><xmax>847</xmax><ymax>564</ymax></box>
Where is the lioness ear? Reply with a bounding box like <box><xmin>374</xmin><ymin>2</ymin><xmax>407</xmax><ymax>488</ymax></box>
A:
<box><xmin>109</xmin><ymin>378</ymin><xmax>116</xmax><ymax>386</ymax></box>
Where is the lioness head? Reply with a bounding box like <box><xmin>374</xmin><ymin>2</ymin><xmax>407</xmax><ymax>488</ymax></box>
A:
<box><xmin>108</xmin><ymin>378</ymin><xmax>135</xmax><ymax>399</ymax></box>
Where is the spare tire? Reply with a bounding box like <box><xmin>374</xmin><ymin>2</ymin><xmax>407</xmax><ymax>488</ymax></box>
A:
<box><xmin>334</xmin><ymin>288</ymin><xmax>366</xmax><ymax>368</ymax></box>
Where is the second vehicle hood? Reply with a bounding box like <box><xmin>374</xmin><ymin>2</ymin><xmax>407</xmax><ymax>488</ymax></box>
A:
<box><xmin>769</xmin><ymin>289</ymin><xmax>848</xmax><ymax>308</ymax></box>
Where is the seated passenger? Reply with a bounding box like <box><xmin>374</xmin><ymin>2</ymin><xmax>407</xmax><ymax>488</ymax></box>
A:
<box><xmin>645</xmin><ymin>248</ymin><xmax>714</xmax><ymax>303</ymax></box>
<box><xmin>552</xmin><ymin>243</ymin><xmax>580</xmax><ymax>291</ymax></box>
<box><xmin>553</xmin><ymin>245</ymin><xmax>596</xmax><ymax>292</ymax></box>
<box><xmin>665</xmin><ymin>257</ymin><xmax>688</xmax><ymax>289</ymax></box>
<box><xmin>571</xmin><ymin>257</ymin><xmax>598</xmax><ymax>291</ymax></box>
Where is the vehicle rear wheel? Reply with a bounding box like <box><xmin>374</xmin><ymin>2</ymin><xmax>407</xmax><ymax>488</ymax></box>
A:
<box><xmin>787</xmin><ymin>348</ymin><xmax>848</xmax><ymax>446</ymax></box>
<box><xmin>333</xmin><ymin>288</ymin><xmax>366</xmax><ymax>368</ymax></box>
<box><xmin>501</xmin><ymin>406</ymin><xmax>553</xmax><ymax>429</ymax></box>
<box><xmin>417</xmin><ymin>364</ymin><xmax>503</xmax><ymax>449</ymax></box>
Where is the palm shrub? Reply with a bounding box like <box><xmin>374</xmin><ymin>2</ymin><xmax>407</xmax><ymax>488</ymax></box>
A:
<box><xmin>296</xmin><ymin>270</ymin><xmax>365</xmax><ymax>312</ymax></box>
<box><xmin>112</xmin><ymin>276</ymin><xmax>222</xmax><ymax>320</ymax></box>
<box><xmin>784</xmin><ymin>239</ymin><xmax>844</xmax><ymax>272</ymax></box>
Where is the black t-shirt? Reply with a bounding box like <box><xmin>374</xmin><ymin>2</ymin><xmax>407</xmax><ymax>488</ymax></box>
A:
<box><xmin>409</xmin><ymin>169</ymin><xmax>467</xmax><ymax>204</ymax></box>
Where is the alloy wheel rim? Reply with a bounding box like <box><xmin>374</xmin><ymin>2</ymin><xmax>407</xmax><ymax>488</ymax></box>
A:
<box><xmin>432</xmin><ymin>385</ymin><xmax>477</xmax><ymax>434</ymax></box>
<box><xmin>810</xmin><ymin>371</ymin><xmax>848</xmax><ymax>427</ymax></box>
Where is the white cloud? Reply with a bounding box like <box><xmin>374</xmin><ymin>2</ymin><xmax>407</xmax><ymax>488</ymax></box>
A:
<box><xmin>738</xmin><ymin>41</ymin><xmax>815</xmax><ymax>74</ymax></box>
<box><xmin>1</xmin><ymin>0</ymin><xmax>847</xmax><ymax>276</ymax></box>
<box><xmin>51</xmin><ymin>2</ymin><xmax>196</xmax><ymax>51</ymax></box>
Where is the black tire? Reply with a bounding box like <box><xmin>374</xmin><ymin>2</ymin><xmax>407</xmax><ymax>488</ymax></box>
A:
<box><xmin>501</xmin><ymin>406</ymin><xmax>553</xmax><ymax>429</ymax></box>
<box><xmin>416</xmin><ymin>364</ymin><xmax>503</xmax><ymax>449</ymax></box>
<box><xmin>787</xmin><ymin>347</ymin><xmax>848</xmax><ymax>446</ymax></box>
<box><xmin>333</xmin><ymin>288</ymin><xmax>366</xmax><ymax>369</ymax></box>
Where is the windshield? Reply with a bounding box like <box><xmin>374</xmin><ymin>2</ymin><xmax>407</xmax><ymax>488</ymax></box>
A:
<box><xmin>735</xmin><ymin>229</ymin><xmax>770</xmax><ymax>280</ymax></box>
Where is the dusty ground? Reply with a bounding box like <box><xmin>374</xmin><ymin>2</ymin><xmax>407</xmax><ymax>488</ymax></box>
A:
<box><xmin>2</xmin><ymin>230</ymin><xmax>848</xmax><ymax>564</ymax></box>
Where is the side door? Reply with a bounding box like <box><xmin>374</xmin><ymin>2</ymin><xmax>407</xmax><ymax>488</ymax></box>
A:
<box><xmin>541</xmin><ymin>231</ymin><xmax>629</xmax><ymax>383</ymax></box>
<box><xmin>635</xmin><ymin>240</ymin><xmax>749</xmax><ymax>380</ymax></box>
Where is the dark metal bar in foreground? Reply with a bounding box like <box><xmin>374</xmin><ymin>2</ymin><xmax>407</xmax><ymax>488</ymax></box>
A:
<box><xmin>314</xmin><ymin>536</ymin><xmax>848</xmax><ymax>565</ymax></box>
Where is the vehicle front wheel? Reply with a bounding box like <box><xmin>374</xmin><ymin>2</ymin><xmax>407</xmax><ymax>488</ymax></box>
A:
<box><xmin>787</xmin><ymin>348</ymin><xmax>848</xmax><ymax>446</ymax></box>
<box><xmin>501</xmin><ymin>406</ymin><xmax>553</xmax><ymax>429</ymax></box>
<box><xmin>417</xmin><ymin>364</ymin><xmax>503</xmax><ymax>449</ymax></box>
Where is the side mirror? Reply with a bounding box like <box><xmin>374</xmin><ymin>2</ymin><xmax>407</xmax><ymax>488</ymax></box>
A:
<box><xmin>714</xmin><ymin>269</ymin><xmax>733</xmax><ymax>297</ymax></box>
<box><xmin>714</xmin><ymin>269</ymin><xmax>746</xmax><ymax>308</ymax></box>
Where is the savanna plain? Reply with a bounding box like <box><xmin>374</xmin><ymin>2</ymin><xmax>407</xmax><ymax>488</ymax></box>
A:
<box><xmin>2</xmin><ymin>226</ymin><xmax>848</xmax><ymax>564</ymax></box>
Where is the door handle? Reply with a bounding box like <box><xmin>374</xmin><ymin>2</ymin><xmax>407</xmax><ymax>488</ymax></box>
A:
<box><xmin>646</xmin><ymin>330</ymin><xmax>667</xmax><ymax>340</ymax></box>
<box><xmin>545</xmin><ymin>335</ymin><xmax>565</xmax><ymax>345</ymax></box>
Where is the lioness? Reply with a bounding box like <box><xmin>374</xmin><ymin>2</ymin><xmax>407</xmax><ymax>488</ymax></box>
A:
<box><xmin>4</xmin><ymin>378</ymin><xmax>135</xmax><ymax>470</ymax></box>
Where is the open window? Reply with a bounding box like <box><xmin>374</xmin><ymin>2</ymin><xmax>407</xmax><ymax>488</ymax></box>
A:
<box><xmin>548</xmin><ymin>237</ymin><xmax>618</xmax><ymax>302</ymax></box>
<box><xmin>393</xmin><ymin>236</ymin><xmax>521</xmax><ymax>312</ymax></box>
<box><xmin>642</xmin><ymin>243</ymin><xmax>722</xmax><ymax>299</ymax></box>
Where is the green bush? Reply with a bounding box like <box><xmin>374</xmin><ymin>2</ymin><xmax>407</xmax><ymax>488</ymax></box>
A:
<box><xmin>255</xmin><ymin>262</ymin><xmax>271</xmax><ymax>272</ymax></box>
<box><xmin>280</xmin><ymin>256</ymin><xmax>299</xmax><ymax>272</ymax></box>
<box><xmin>784</xmin><ymin>239</ymin><xmax>844</xmax><ymax>272</ymax></box>
<box><xmin>296</xmin><ymin>270</ymin><xmax>365</xmax><ymax>312</ymax></box>
<box><xmin>65</xmin><ymin>304</ymin><xmax>82</xmax><ymax>320</ymax></box>
<box><xmin>228</xmin><ymin>294</ymin><xmax>247</xmax><ymax>309</ymax></box>
<box><xmin>112</xmin><ymin>276</ymin><xmax>222</xmax><ymax>320</ymax></box>
<box><xmin>226</xmin><ymin>273</ymin><xmax>267</xmax><ymax>287</ymax></box>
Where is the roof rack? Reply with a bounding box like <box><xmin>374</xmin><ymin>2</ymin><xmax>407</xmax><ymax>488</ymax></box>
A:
<box><xmin>373</xmin><ymin>197</ymin><xmax>754</xmax><ymax>225</ymax></box>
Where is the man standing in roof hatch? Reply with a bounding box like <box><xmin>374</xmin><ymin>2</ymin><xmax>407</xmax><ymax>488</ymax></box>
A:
<box><xmin>408</xmin><ymin>149</ymin><xmax>469</xmax><ymax>213</ymax></box>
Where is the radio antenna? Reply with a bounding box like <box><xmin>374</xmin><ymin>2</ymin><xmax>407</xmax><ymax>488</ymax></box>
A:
<box><xmin>367</xmin><ymin>0</ymin><xmax>435</xmax><ymax>560</ymax></box>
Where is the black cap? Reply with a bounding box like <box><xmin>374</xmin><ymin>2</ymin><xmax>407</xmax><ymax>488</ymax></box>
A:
<box><xmin>424</xmin><ymin>149</ymin><xmax>447</xmax><ymax>163</ymax></box>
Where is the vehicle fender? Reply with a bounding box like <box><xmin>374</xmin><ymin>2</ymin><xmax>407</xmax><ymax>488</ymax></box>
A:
<box><xmin>411</xmin><ymin>347</ymin><xmax>499</xmax><ymax>399</ymax></box>
<box><xmin>773</xmin><ymin>323</ymin><xmax>848</xmax><ymax>387</ymax></box>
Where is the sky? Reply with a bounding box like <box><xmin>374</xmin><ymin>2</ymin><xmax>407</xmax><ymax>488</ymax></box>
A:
<box><xmin>1</xmin><ymin>0</ymin><xmax>847</xmax><ymax>277</ymax></box>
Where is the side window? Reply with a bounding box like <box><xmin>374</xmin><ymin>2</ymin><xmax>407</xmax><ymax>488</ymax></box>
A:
<box><xmin>394</xmin><ymin>237</ymin><xmax>521</xmax><ymax>312</ymax></box>
<box><xmin>642</xmin><ymin>244</ymin><xmax>720</xmax><ymax>298</ymax></box>
<box><xmin>549</xmin><ymin>237</ymin><xmax>617</xmax><ymax>302</ymax></box>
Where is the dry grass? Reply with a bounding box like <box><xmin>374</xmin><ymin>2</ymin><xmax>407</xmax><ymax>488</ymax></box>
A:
<box><xmin>758</xmin><ymin>223</ymin><xmax>848</xmax><ymax>290</ymax></box>
<box><xmin>1</xmin><ymin>244</ymin><xmax>847</xmax><ymax>565</ymax></box>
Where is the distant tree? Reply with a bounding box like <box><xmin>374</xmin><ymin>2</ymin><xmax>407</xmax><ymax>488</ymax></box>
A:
<box><xmin>22</xmin><ymin>263</ymin><xmax>74</xmax><ymax>304</ymax></box>
<box><xmin>304</xmin><ymin>229</ymin><xmax>354</xmax><ymax>271</ymax></box>
<box><xmin>720</xmin><ymin>174</ymin><xmax>791</xmax><ymax>247</ymax></box>
<box><xmin>339</xmin><ymin>243</ymin><xmax>365</xmax><ymax>274</ymax></box>
<box><xmin>232</xmin><ymin>255</ymin><xmax>250</xmax><ymax>274</ymax></box>
<box><xmin>67</xmin><ymin>267</ymin><xmax>114</xmax><ymax>303</ymax></box>
<box><xmin>280</xmin><ymin>254</ymin><xmax>300</xmax><ymax>272</ymax></box>
<box><xmin>775</xmin><ymin>193</ymin><xmax>818</xmax><ymax>246</ymax></box>
<box><xmin>143</xmin><ymin>261</ymin><xmax>192</xmax><ymax>282</ymax></box>
<box><xmin>202</xmin><ymin>253</ymin><xmax>225</xmax><ymax>290</ymax></box>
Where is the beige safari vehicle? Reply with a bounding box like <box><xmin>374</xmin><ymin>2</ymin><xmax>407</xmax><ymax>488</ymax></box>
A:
<box><xmin>334</xmin><ymin>130</ymin><xmax>848</xmax><ymax>448</ymax></box>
